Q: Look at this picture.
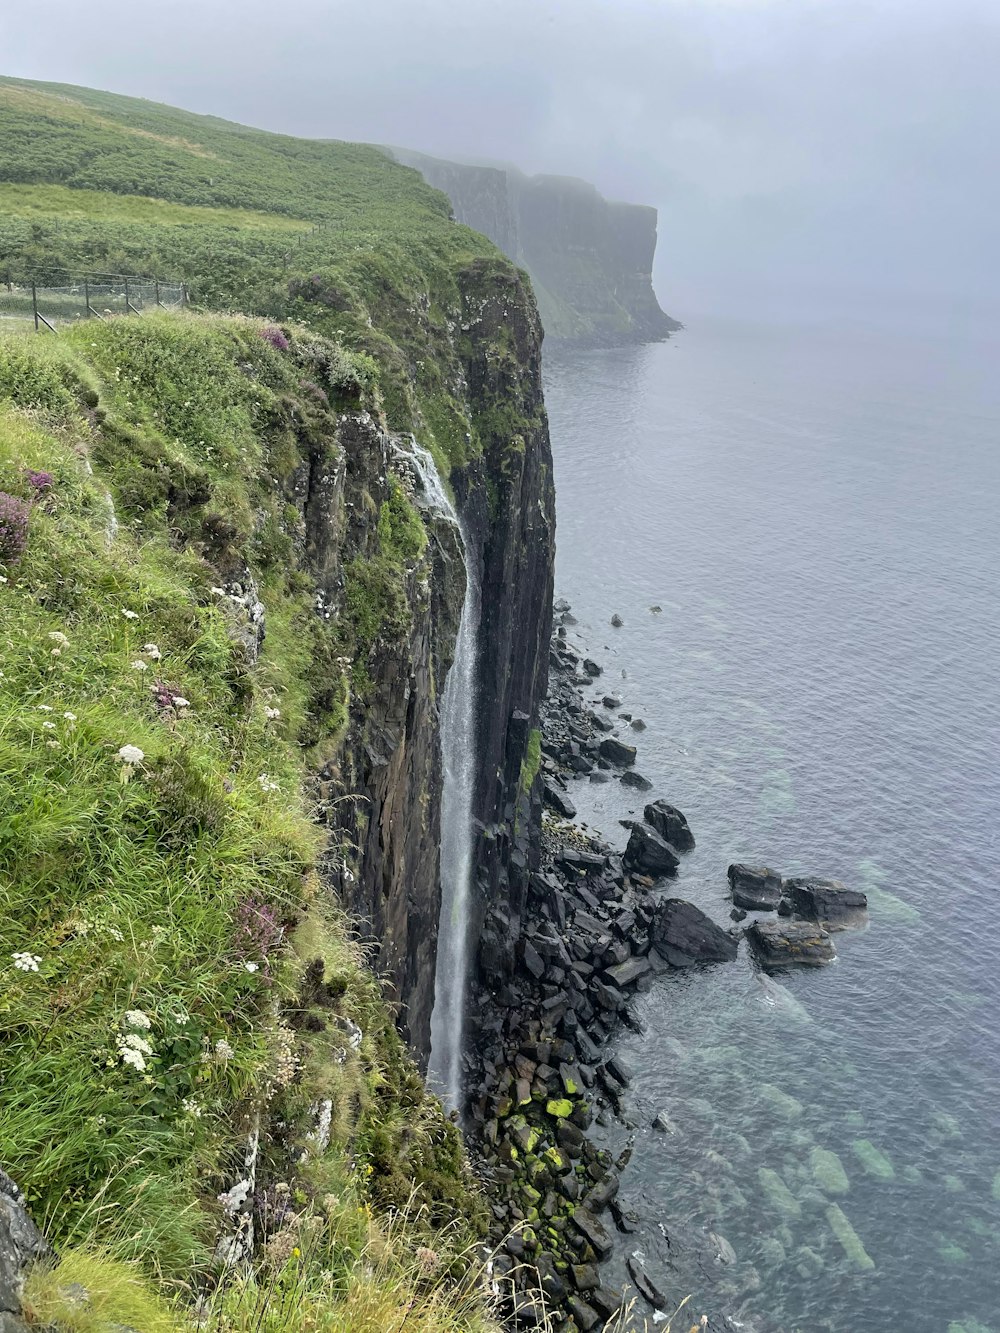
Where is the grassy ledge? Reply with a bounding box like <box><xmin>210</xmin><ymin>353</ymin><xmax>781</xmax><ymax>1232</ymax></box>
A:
<box><xmin>0</xmin><ymin>312</ymin><xmax>496</xmax><ymax>1331</ymax></box>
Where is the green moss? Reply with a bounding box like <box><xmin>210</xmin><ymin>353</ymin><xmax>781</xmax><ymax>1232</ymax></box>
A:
<box><xmin>519</xmin><ymin>727</ymin><xmax>542</xmax><ymax>797</ymax></box>
<box><xmin>545</xmin><ymin>1099</ymin><xmax>573</xmax><ymax>1120</ymax></box>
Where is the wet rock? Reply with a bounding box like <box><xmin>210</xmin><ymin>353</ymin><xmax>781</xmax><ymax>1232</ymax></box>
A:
<box><xmin>728</xmin><ymin>864</ymin><xmax>783</xmax><ymax>910</ymax></box>
<box><xmin>783</xmin><ymin>876</ymin><xmax>868</xmax><ymax>929</ymax></box>
<box><xmin>583</xmin><ymin>659</ymin><xmax>603</xmax><ymax>678</ymax></box>
<box><xmin>591</xmin><ymin>1286</ymin><xmax>624</xmax><ymax>1319</ymax></box>
<box><xmin>610</xmin><ymin>614</ymin><xmax>624</xmax><ymax>628</ymax></box>
<box><xmin>710</xmin><ymin>1231</ymin><xmax>737</xmax><ymax>1265</ymax></box>
<box><xmin>610</xmin><ymin>1199</ymin><xmax>641</xmax><ymax>1233</ymax></box>
<box><xmin>623</xmin><ymin>823</ymin><xmax>680</xmax><ymax>876</ymax></box>
<box><xmin>652</xmin><ymin>1110</ymin><xmax>677</xmax><ymax>1134</ymax></box>
<box><xmin>598</xmin><ymin>737</ymin><xmax>636</xmax><ymax>768</ymax></box>
<box><xmin>571</xmin><ymin>1262</ymin><xmax>600</xmax><ymax>1291</ymax></box>
<box><xmin>643</xmin><ymin>800</ymin><xmax>695</xmax><ymax>851</ymax></box>
<box><xmin>650</xmin><ymin>899</ymin><xmax>738</xmax><ymax>967</ymax></box>
<box><xmin>542</xmin><ymin>780</ymin><xmax>577</xmax><ymax>820</ymax></box>
<box><xmin>620</xmin><ymin>770</ymin><xmax>652</xmax><ymax>791</ymax></box>
<box><xmin>630</xmin><ymin>717</ymin><xmax>646</xmax><ymax>731</ymax></box>
<box><xmin>572</xmin><ymin>1209</ymin><xmax>614</xmax><ymax>1258</ymax></box>
<box><xmin>604</xmin><ymin>955</ymin><xmax>652</xmax><ymax>988</ymax></box>
<box><xmin>0</xmin><ymin>1169</ymin><xmax>50</xmax><ymax>1325</ymax></box>
<box><xmin>589</xmin><ymin>769</ymin><xmax>612</xmax><ymax>783</ymax></box>
<box><xmin>602</xmin><ymin>694</ymin><xmax>623</xmax><ymax>709</ymax></box>
<box><xmin>747</xmin><ymin>919</ymin><xmax>836</xmax><ymax>970</ymax></box>
<box><xmin>566</xmin><ymin>1296</ymin><xmax>600</xmax><ymax>1331</ymax></box>
<box><xmin>626</xmin><ymin>1253</ymin><xmax>669</xmax><ymax>1308</ymax></box>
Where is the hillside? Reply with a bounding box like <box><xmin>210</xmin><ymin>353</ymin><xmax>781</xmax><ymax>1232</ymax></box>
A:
<box><xmin>0</xmin><ymin>78</ymin><xmax>557</xmax><ymax>1332</ymax></box>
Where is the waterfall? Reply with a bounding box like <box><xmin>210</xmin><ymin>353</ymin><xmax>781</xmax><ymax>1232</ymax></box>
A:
<box><xmin>399</xmin><ymin>440</ymin><xmax>479</xmax><ymax>1114</ymax></box>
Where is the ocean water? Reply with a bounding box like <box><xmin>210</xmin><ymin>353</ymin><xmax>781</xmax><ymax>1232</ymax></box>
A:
<box><xmin>542</xmin><ymin>317</ymin><xmax>1000</xmax><ymax>1333</ymax></box>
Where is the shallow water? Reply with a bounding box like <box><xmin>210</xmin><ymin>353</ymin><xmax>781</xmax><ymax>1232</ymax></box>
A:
<box><xmin>543</xmin><ymin>317</ymin><xmax>1000</xmax><ymax>1333</ymax></box>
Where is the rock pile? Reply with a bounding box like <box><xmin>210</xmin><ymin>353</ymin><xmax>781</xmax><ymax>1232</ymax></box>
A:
<box><xmin>728</xmin><ymin>865</ymin><xmax>868</xmax><ymax>972</ymax></box>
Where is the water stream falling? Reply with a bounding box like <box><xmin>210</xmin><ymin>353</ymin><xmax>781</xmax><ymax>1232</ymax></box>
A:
<box><xmin>402</xmin><ymin>441</ymin><xmax>480</xmax><ymax>1114</ymax></box>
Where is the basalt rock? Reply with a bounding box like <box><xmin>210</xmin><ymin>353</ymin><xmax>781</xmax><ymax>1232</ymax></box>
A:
<box><xmin>747</xmin><ymin>918</ymin><xmax>836</xmax><ymax>970</ymax></box>
<box><xmin>643</xmin><ymin>800</ymin><xmax>695</xmax><ymax>851</ymax></box>
<box><xmin>650</xmin><ymin>899</ymin><xmax>738</xmax><ymax>967</ymax></box>
<box><xmin>783</xmin><ymin>876</ymin><xmax>868</xmax><ymax>929</ymax></box>
<box><xmin>623</xmin><ymin>822</ymin><xmax>680</xmax><ymax>876</ymax></box>
<box><xmin>599</xmin><ymin>737</ymin><xmax>637</xmax><ymax>768</ymax></box>
<box><xmin>0</xmin><ymin>1169</ymin><xmax>50</xmax><ymax>1328</ymax></box>
<box><xmin>728</xmin><ymin>864</ymin><xmax>783</xmax><ymax>911</ymax></box>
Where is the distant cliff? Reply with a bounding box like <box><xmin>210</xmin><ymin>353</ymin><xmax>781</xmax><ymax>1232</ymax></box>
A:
<box><xmin>389</xmin><ymin>148</ymin><xmax>681</xmax><ymax>345</ymax></box>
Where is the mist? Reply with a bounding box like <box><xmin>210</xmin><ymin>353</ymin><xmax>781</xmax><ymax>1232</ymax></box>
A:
<box><xmin>4</xmin><ymin>0</ymin><xmax>997</xmax><ymax>327</ymax></box>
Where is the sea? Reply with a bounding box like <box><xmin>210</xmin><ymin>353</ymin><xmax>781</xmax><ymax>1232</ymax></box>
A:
<box><xmin>542</xmin><ymin>315</ymin><xmax>1000</xmax><ymax>1333</ymax></box>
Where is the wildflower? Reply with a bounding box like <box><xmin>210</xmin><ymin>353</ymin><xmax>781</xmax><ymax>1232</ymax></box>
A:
<box><xmin>244</xmin><ymin>961</ymin><xmax>259</xmax><ymax>973</ymax></box>
<box><xmin>257</xmin><ymin>774</ymin><xmax>279</xmax><ymax>793</ymax></box>
<box><xmin>182</xmin><ymin>1097</ymin><xmax>202</xmax><ymax>1118</ymax></box>
<box><xmin>210</xmin><ymin>586</ymin><xmax>226</xmax><ymax>597</ymax></box>
<box><xmin>172</xmin><ymin>696</ymin><xmax>191</xmax><ymax>709</ymax></box>
<box><xmin>48</xmin><ymin>631</ymin><xmax>69</xmax><ymax>646</ymax></box>
<box><xmin>0</xmin><ymin>492</ymin><xmax>30</xmax><ymax>564</ymax></box>
<box><xmin>46</xmin><ymin>740</ymin><xmax>60</xmax><ymax>749</ymax></box>
<box><xmin>260</xmin><ymin>325</ymin><xmax>290</xmax><ymax>352</ymax></box>
<box><xmin>121</xmin><ymin>609</ymin><xmax>139</xmax><ymax>620</ymax></box>
<box><xmin>143</xmin><ymin>643</ymin><xmax>162</xmax><ymax>660</ymax></box>
<box><xmin>63</xmin><ymin>711</ymin><xmax>76</xmax><ymax>721</ymax></box>
<box><xmin>215</xmin><ymin>1038</ymin><xmax>235</xmax><ymax>1059</ymax></box>
<box><xmin>24</xmin><ymin>469</ymin><xmax>54</xmax><ymax>496</ymax></box>
<box><xmin>415</xmin><ymin>1246</ymin><xmax>441</xmax><ymax>1278</ymax></box>
<box><xmin>264</xmin><ymin>706</ymin><xmax>281</xmax><ymax>720</ymax></box>
<box><xmin>11</xmin><ymin>951</ymin><xmax>41</xmax><ymax>973</ymax></box>
<box><xmin>123</xmin><ymin>1009</ymin><xmax>151</xmax><ymax>1029</ymax></box>
<box><xmin>50</xmin><ymin>648</ymin><xmax>61</xmax><ymax>657</ymax></box>
<box><xmin>121</xmin><ymin>1033</ymin><xmax>153</xmax><ymax>1055</ymax></box>
<box><xmin>37</xmin><ymin>704</ymin><xmax>53</xmax><ymax>712</ymax></box>
<box><xmin>42</xmin><ymin>721</ymin><xmax>56</xmax><ymax>730</ymax></box>
<box><xmin>117</xmin><ymin>744</ymin><xmax>145</xmax><ymax>765</ymax></box>
<box><xmin>0</xmin><ymin>576</ymin><xmax>7</xmax><ymax>585</ymax></box>
<box><xmin>119</xmin><ymin>1046</ymin><xmax>146</xmax><ymax>1072</ymax></box>
<box><xmin>131</xmin><ymin>660</ymin><xmax>148</xmax><ymax>672</ymax></box>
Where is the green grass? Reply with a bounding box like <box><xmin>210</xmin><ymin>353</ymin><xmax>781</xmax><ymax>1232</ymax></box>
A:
<box><xmin>0</xmin><ymin>313</ymin><xmax>489</xmax><ymax>1327</ymax></box>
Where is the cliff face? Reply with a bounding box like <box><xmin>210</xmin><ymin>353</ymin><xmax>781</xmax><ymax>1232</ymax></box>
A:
<box><xmin>390</xmin><ymin>148</ymin><xmax>680</xmax><ymax>345</ymax></box>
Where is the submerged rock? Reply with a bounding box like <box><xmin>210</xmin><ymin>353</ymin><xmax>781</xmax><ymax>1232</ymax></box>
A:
<box><xmin>826</xmin><ymin>1203</ymin><xmax>875</xmax><ymax>1271</ymax></box>
<box><xmin>757</xmin><ymin>1167</ymin><xmax>802</xmax><ymax>1219</ymax></box>
<box><xmin>851</xmin><ymin>1138</ymin><xmax>895</xmax><ymax>1181</ymax></box>
<box><xmin>810</xmin><ymin>1146</ymin><xmax>850</xmax><ymax>1195</ymax></box>
<box><xmin>650</xmin><ymin>899</ymin><xmax>738</xmax><ymax>967</ymax></box>
<box><xmin>620</xmin><ymin>770</ymin><xmax>652</xmax><ymax>791</ymax></box>
<box><xmin>746</xmin><ymin>919</ymin><xmax>836</xmax><ymax>971</ymax></box>
<box><xmin>728</xmin><ymin>864</ymin><xmax>782</xmax><ymax>911</ymax></box>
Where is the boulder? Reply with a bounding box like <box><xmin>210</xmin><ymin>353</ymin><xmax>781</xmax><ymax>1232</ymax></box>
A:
<box><xmin>623</xmin><ymin>823</ymin><xmax>680</xmax><ymax>876</ymax></box>
<box><xmin>583</xmin><ymin>659</ymin><xmax>602</xmax><ymax>678</ymax></box>
<box><xmin>783</xmin><ymin>876</ymin><xmax>868</xmax><ymax>929</ymax></box>
<box><xmin>728</xmin><ymin>864</ymin><xmax>783</xmax><ymax>911</ymax></box>
<box><xmin>604</xmin><ymin>956</ymin><xmax>652</xmax><ymax>988</ymax></box>
<box><xmin>0</xmin><ymin>1169</ymin><xmax>50</xmax><ymax>1326</ymax></box>
<box><xmin>650</xmin><ymin>899</ymin><xmax>738</xmax><ymax>967</ymax></box>
<box><xmin>599</xmin><ymin>737</ymin><xmax>636</xmax><ymax>768</ymax></box>
<box><xmin>542</xmin><ymin>780</ymin><xmax>577</xmax><ymax>820</ymax></box>
<box><xmin>620</xmin><ymin>770</ymin><xmax>652</xmax><ymax>791</ymax></box>
<box><xmin>747</xmin><ymin>919</ymin><xmax>836</xmax><ymax>970</ymax></box>
<box><xmin>602</xmin><ymin>694</ymin><xmax>623</xmax><ymax>709</ymax></box>
<box><xmin>610</xmin><ymin>614</ymin><xmax>624</xmax><ymax>628</ymax></box>
<box><xmin>572</xmin><ymin>1209</ymin><xmax>613</xmax><ymax>1258</ymax></box>
<box><xmin>643</xmin><ymin>800</ymin><xmax>695</xmax><ymax>851</ymax></box>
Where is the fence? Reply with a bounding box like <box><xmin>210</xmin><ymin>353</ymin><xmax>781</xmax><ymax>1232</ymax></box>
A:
<box><xmin>0</xmin><ymin>274</ymin><xmax>187</xmax><ymax>332</ymax></box>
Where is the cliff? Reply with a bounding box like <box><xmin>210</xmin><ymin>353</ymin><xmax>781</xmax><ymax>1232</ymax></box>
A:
<box><xmin>390</xmin><ymin>147</ymin><xmax>681</xmax><ymax>344</ymax></box>
<box><xmin>0</xmin><ymin>76</ymin><xmax>554</xmax><ymax>1331</ymax></box>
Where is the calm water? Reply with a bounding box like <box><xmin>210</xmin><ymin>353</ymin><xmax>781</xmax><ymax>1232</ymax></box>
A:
<box><xmin>543</xmin><ymin>318</ymin><xmax>1000</xmax><ymax>1333</ymax></box>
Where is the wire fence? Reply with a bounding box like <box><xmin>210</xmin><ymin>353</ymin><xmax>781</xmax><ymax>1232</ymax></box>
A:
<box><xmin>0</xmin><ymin>274</ymin><xmax>187</xmax><ymax>332</ymax></box>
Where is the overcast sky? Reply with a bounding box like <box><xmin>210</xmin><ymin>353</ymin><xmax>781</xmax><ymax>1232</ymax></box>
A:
<box><xmin>4</xmin><ymin>0</ymin><xmax>997</xmax><ymax>324</ymax></box>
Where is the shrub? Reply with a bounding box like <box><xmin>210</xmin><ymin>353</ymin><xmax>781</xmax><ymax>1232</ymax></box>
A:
<box><xmin>0</xmin><ymin>489</ymin><xmax>29</xmax><ymax>561</ymax></box>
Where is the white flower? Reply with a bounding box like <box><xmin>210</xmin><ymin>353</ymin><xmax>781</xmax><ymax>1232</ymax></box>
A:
<box><xmin>121</xmin><ymin>609</ymin><xmax>139</xmax><ymax>620</ymax></box>
<box><xmin>117</xmin><ymin>744</ymin><xmax>145</xmax><ymax>765</ymax></box>
<box><xmin>11</xmin><ymin>951</ymin><xmax>41</xmax><ymax>973</ymax></box>
<box><xmin>63</xmin><ymin>711</ymin><xmax>76</xmax><ymax>721</ymax></box>
<box><xmin>182</xmin><ymin>1097</ymin><xmax>202</xmax><ymax>1118</ymax></box>
<box><xmin>210</xmin><ymin>586</ymin><xmax>226</xmax><ymax>597</ymax></box>
<box><xmin>257</xmin><ymin>774</ymin><xmax>279</xmax><ymax>793</ymax></box>
<box><xmin>48</xmin><ymin>631</ymin><xmax>69</xmax><ymax>646</ymax></box>
<box><xmin>123</xmin><ymin>1009</ymin><xmax>152</xmax><ymax>1029</ymax></box>
<box><xmin>131</xmin><ymin>660</ymin><xmax>148</xmax><ymax>672</ymax></box>
<box><xmin>243</xmin><ymin>962</ymin><xmax>259</xmax><ymax>974</ymax></box>
<box><xmin>119</xmin><ymin>1046</ymin><xmax>146</xmax><ymax>1072</ymax></box>
<box><xmin>171</xmin><ymin>696</ymin><xmax>191</xmax><ymax>709</ymax></box>
<box><xmin>46</xmin><ymin>740</ymin><xmax>60</xmax><ymax>750</ymax></box>
<box><xmin>50</xmin><ymin>648</ymin><xmax>62</xmax><ymax>657</ymax></box>
<box><xmin>215</xmin><ymin>1038</ymin><xmax>235</xmax><ymax>1059</ymax></box>
<box><xmin>264</xmin><ymin>707</ymin><xmax>281</xmax><ymax>720</ymax></box>
<box><xmin>121</xmin><ymin>1033</ymin><xmax>153</xmax><ymax>1055</ymax></box>
<box><xmin>37</xmin><ymin>704</ymin><xmax>53</xmax><ymax>712</ymax></box>
<box><xmin>42</xmin><ymin>721</ymin><xmax>56</xmax><ymax>730</ymax></box>
<box><xmin>0</xmin><ymin>576</ymin><xmax>7</xmax><ymax>584</ymax></box>
<box><xmin>143</xmin><ymin>643</ymin><xmax>162</xmax><ymax>660</ymax></box>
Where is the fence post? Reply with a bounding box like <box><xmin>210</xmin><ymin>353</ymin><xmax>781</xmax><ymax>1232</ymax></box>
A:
<box><xmin>85</xmin><ymin>281</ymin><xmax>90</xmax><ymax>318</ymax></box>
<box><xmin>155</xmin><ymin>278</ymin><xmax>161</xmax><ymax>308</ymax></box>
<box><xmin>124</xmin><ymin>277</ymin><xmax>130</xmax><ymax>315</ymax></box>
<box><xmin>32</xmin><ymin>281</ymin><xmax>39</xmax><ymax>332</ymax></box>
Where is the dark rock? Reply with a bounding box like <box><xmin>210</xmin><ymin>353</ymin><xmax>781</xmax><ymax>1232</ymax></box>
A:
<box><xmin>620</xmin><ymin>770</ymin><xmax>652</xmax><ymax>791</ymax></box>
<box><xmin>582</xmin><ymin>659</ymin><xmax>603</xmax><ymax>677</ymax></box>
<box><xmin>643</xmin><ymin>800</ymin><xmax>695</xmax><ymax>852</ymax></box>
<box><xmin>747</xmin><ymin>918</ymin><xmax>836</xmax><ymax>970</ymax></box>
<box><xmin>571</xmin><ymin>1209</ymin><xmax>613</xmax><ymax>1258</ymax></box>
<box><xmin>651</xmin><ymin>1110</ymin><xmax>677</xmax><ymax>1134</ymax></box>
<box><xmin>599</xmin><ymin>736</ymin><xmax>637</xmax><ymax>768</ymax></box>
<box><xmin>0</xmin><ymin>1169</ymin><xmax>50</xmax><ymax>1322</ymax></box>
<box><xmin>554</xmin><ymin>598</ymin><xmax>571</xmax><ymax>614</ymax></box>
<box><xmin>602</xmin><ymin>694</ymin><xmax>623</xmax><ymax>709</ymax></box>
<box><xmin>591</xmin><ymin>1286</ymin><xmax>623</xmax><ymax>1319</ymax></box>
<box><xmin>783</xmin><ymin>876</ymin><xmax>868</xmax><ymax>929</ymax></box>
<box><xmin>650</xmin><ymin>899</ymin><xmax>738</xmax><ymax>967</ymax></box>
<box><xmin>534</xmin><ymin>1253</ymin><xmax>567</xmax><ymax>1303</ymax></box>
<box><xmin>610</xmin><ymin>1199</ymin><xmax>641</xmax><ymax>1233</ymax></box>
<box><xmin>589</xmin><ymin>769</ymin><xmax>612</xmax><ymax>783</ymax></box>
<box><xmin>604</xmin><ymin>955</ymin><xmax>652</xmax><ymax>988</ymax></box>
<box><xmin>521</xmin><ymin>940</ymin><xmax>545</xmax><ymax>980</ymax></box>
<box><xmin>571</xmin><ymin>1262</ymin><xmax>600</xmax><ymax>1291</ymax></box>
<box><xmin>542</xmin><ymin>780</ymin><xmax>577</xmax><ymax>820</ymax></box>
<box><xmin>728</xmin><ymin>864</ymin><xmax>783</xmax><ymax>911</ymax></box>
<box><xmin>566</xmin><ymin>1296</ymin><xmax>600</xmax><ymax>1331</ymax></box>
<box><xmin>623</xmin><ymin>822</ymin><xmax>680</xmax><ymax>876</ymax></box>
<box><xmin>606</xmin><ymin>1055</ymin><xmax>631</xmax><ymax>1086</ymax></box>
<box><xmin>630</xmin><ymin>717</ymin><xmax>646</xmax><ymax>731</ymax></box>
<box><xmin>610</xmin><ymin>614</ymin><xmax>624</xmax><ymax>628</ymax></box>
<box><xmin>626</xmin><ymin>1254</ymin><xmax>669</xmax><ymax>1309</ymax></box>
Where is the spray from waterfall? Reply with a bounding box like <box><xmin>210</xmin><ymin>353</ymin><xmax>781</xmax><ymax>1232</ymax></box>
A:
<box><xmin>403</xmin><ymin>442</ymin><xmax>479</xmax><ymax>1114</ymax></box>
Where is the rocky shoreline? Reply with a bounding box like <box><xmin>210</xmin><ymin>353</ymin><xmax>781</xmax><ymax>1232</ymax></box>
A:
<box><xmin>465</xmin><ymin>600</ymin><xmax>870</xmax><ymax>1332</ymax></box>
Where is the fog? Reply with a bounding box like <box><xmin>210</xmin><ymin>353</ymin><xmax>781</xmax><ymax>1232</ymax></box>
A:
<box><xmin>4</xmin><ymin>0</ymin><xmax>997</xmax><ymax>326</ymax></box>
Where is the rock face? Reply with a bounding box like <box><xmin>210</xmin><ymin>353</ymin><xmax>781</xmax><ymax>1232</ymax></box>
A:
<box><xmin>728</xmin><ymin>864</ymin><xmax>783</xmax><ymax>911</ymax></box>
<box><xmin>623</xmin><ymin>823</ymin><xmax>680</xmax><ymax>877</ymax></box>
<box><xmin>783</xmin><ymin>876</ymin><xmax>868</xmax><ymax>929</ymax></box>
<box><xmin>0</xmin><ymin>1169</ymin><xmax>49</xmax><ymax>1330</ymax></box>
<box><xmin>388</xmin><ymin>148</ymin><xmax>681</xmax><ymax>345</ymax></box>
<box><xmin>747</xmin><ymin>919</ymin><xmax>836</xmax><ymax>970</ymax></box>
<box><xmin>644</xmin><ymin>800</ymin><xmax>695</xmax><ymax>852</ymax></box>
<box><xmin>650</xmin><ymin>900</ymin><xmax>738</xmax><ymax>967</ymax></box>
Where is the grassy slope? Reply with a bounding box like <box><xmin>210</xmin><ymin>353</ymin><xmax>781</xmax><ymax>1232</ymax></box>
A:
<box><xmin>0</xmin><ymin>74</ymin><xmax>513</xmax><ymax>1333</ymax></box>
<box><xmin>0</xmin><ymin>75</ymin><xmax>508</xmax><ymax>475</ymax></box>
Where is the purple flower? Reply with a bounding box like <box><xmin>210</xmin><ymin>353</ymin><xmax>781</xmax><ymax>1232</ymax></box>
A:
<box><xmin>260</xmin><ymin>325</ymin><xmax>290</xmax><ymax>352</ymax></box>
<box><xmin>0</xmin><ymin>492</ymin><xmax>30</xmax><ymax>564</ymax></box>
<box><xmin>24</xmin><ymin>469</ymin><xmax>54</xmax><ymax>498</ymax></box>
